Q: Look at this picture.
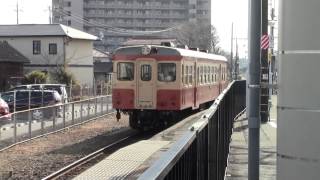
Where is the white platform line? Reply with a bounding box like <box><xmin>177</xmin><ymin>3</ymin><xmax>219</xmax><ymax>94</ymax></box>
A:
<box><xmin>268</xmin><ymin>121</ymin><xmax>277</xmax><ymax>128</ymax></box>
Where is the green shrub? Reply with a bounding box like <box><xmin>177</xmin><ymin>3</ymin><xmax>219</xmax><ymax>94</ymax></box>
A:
<box><xmin>52</xmin><ymin>67</ymin><xmax>78</xmax><ymax>86</ymax></box>
<box><xmin>23</xmin><ymin>71</ymin><xmax>48</xmax><ymax>84</ymax></box>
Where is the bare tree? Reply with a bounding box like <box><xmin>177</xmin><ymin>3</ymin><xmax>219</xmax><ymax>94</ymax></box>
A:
<box><xmin>39</xmin><ymin>48</ymin><xmax>79</xmax><ymax>85</ymax></box>
<box><xmin>173</xmin><ymin>21</ymin><xmax>221</xmax><ymax>54</ymax></box>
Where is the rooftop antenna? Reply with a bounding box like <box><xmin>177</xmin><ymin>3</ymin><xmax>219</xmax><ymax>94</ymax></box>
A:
<box><xmin>49</xmin><ymin>6</ymin><xmax>52</xmax><ymax>24</ymax></box>
<box><xmin>14</xmin><ymin>0</ymin><xmax>23</xmax><ymax>24</ymax></box>
<box><xmin>16</xmin><ymin>0</ymin><xmax>19</xmax><ymax>24</ymax></box>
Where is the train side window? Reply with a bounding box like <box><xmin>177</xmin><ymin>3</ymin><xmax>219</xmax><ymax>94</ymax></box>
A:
<box><xmin>117</xmin><ymin>62</ymin><xmax>134</xmax><ymax>81</ymax></box>
<box><xmin>182</xmin><ymin>64</ymin><xmax>184</xmax><ymax>84</ymax></box>
<box><xmin>204</xmin><ymin>66</ymin><xmax>207</xmax><ymax>83</ymax></box>
<box><xmin>200</xmin><ymin>66</ymin><xmax>203</xmax><ymax>84</ymax></box>
<box><xmin>141</xmin><ymin>64</ymin><xmax>152</xmax><ymax>81</ymax></box>
<box><xmin>208</xmin><ymin>66</ymin><xmax>210</xmax><ymax>83</ymax></box>
<box><xmin>211</xmin><ymin>67</ymin><xmax>214</xmax><ymax>83</ymax></box>
<box><xmin>197</xmin><ymin>67</ymin><xmax>200</xmax><ymax>84</ymax></box>
<box><xmin>208</xmin><ymin>67</ymin><xmax>211</xmax><ymax>83</ymax></box>
<box><xmin>222</xmin><ymin>67</ymin><xmax>224</xmax><ymax>80</ymax></box>
<box><xmin>215</xmin><ymin>67</ymin><xmax>217</xmax><ymax>82</ymax></box>
<box><xmin>221</xmin><ymin>67</ymin><xmax>223</xmax><ymax>81</ymax></box>
<box><xmin>207</xmin><ymin>66</ymin><xmax>211</xmax><ymax>84</ymax></box>
<box><xmin>158</xmin><ymin>63</ymin><xmax>176</xmax><ymax>82</ymax></box>
<box><xmin>189</xmin><ymin>66</ymin><xmax>193</xmax><ymax>84</ymax></box>
<box><xmin>185</xmin><ymin>65</ymin><xmax>188</xmax><ymax>84</ymax></box>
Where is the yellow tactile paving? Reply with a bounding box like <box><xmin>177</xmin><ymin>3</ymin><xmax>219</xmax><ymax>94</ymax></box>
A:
<box><xmin>74</xmin><ymin>140</ymin><xmax>169</xmax><ymax>180</ymax></box>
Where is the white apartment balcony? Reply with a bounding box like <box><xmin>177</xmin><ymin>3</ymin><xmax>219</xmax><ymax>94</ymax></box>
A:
<box><xmin>84</xmin><ymin>12</ymin><xmax>186</xmax><ymax>19</ymax></box>
<box><xmin>84</xmin><ymin>3</ymin><xmax>186</xmax><ymax>10</ymax></box>
<box><xmin>84</xmin><ymin>21</ymin><xmax>172</xmax><ymax>28</ymax></box>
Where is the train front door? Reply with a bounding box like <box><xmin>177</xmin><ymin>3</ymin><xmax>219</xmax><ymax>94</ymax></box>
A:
<box><xmin>136</xmin><ymin>60</ymin><xmax>156</xmax><ymax>109</ymax></box>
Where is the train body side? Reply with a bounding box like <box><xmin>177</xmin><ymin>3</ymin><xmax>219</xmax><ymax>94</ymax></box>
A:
<box><xmin>112</xmin><ymin>45</ymin><xmax>228</xmax><ymax>113</ymax></box>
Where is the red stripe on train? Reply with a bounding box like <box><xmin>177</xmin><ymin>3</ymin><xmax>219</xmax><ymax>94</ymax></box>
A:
<box><xmin>157</xmin><ymin>90</ymin><xmax>181</xmax><ymax>110</ymax></box>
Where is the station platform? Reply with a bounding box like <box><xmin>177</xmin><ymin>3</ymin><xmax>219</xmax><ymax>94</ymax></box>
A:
<box><xmin>226</xmin><ymin>95</ymin><xmax>277</xmax><ymax>179</ymax></box>
<box><xmin>75</xmin><ymin>95</ymin><xmax>277</xmax><ymax>179</ymax></box>
<box><xmin>74</xmin><ymin>140</ymin><xmax>170</xmax><ymax>179</ymax></box>
<box><xmin>74</xmin><ymin>109</ymin><xmax>207</xmax><ymax>179</ymax></box>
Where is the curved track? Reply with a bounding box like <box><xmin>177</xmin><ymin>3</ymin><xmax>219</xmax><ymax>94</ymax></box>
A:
<box><xmin>42</xmin><ymin>135</ymin><xmax>134</xmax><ymax>180</ymax></box>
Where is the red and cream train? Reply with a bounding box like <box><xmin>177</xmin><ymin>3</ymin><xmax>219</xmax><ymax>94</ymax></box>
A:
<box><xmin>112</xmin><ymin>45</ymin><xmax>228</xmax><ymax>130</ymax></box>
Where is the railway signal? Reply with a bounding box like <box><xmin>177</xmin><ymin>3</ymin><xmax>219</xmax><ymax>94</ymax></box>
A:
<box><xmin>261</xmin><ymin>34</ymin><xmax>269</xmax><ymax>50</ymax></box>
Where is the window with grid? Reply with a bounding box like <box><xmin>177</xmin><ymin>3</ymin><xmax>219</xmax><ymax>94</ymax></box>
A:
<box><xmin>33</xmin><ymin>40</ymin><xmax>41</xmax><ymax>54</ymax></box>
<box><xmin>141</xmin><ymin>64</ymin><xmax>151</xmax><ymax>81</ymax></box>
<box><xmin>49</xmin><ymin>43</ymin><xmax>57</xmax><ymax>55</ymax></box>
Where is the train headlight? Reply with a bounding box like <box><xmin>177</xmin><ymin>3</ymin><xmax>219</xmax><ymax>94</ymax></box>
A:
<box><xmin>141</xmin><ymin>45</ymin><xmax>151</xmax><ymax>55</ymax></box>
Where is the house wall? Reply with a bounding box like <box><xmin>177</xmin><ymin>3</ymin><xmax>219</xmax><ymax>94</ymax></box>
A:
<box><xmin>66</xmin><ymin>39</ymin><xmax>94</xmax><ymax>86</ymax></box>
<box><xmin>0</xmin><ymin>37</ymin><xmax>65</xmax><ymax>65</ymax></box>
<box><xmin>0</xmin><ymin>37</ymin><xmax>94</xmax><ymax>86</ymax></box>
<box><xmin>0</xmin><ymin>62</ymin><xmax>23</xmax><ymax>91</ymax></box>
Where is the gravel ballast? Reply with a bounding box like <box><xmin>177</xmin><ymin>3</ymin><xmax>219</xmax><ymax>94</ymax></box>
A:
<box><xmin>0</xmin><ymin>114</ymin><xmax>129</xmax><ymax>179</ymax></box>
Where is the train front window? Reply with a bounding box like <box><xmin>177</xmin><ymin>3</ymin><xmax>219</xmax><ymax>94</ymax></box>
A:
<box><xmin>141</xmin><ymin>64</ymin><xmax>151</xmax><ymax>81</ymax></box>
<box><xmin>117</xmin><ymin>62</ymin><xmax>134</xmax><ymax>81</ymax></box>
<box><xmin>158</xmin><ymin>63</ymin><xmax>176</xmax><ymax>82</ymax></box>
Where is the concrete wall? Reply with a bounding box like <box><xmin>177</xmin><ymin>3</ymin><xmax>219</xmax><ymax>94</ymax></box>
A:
<box><xmin>278</xmin><ymin>0</ymin><xmax>320</xmax><ymax>179</ymax></box>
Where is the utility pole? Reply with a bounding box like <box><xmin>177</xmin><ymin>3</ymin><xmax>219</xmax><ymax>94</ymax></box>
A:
<box><xmin>269</xmin><ymin>1</ymin><xmax>276</xmax><ymax>95</ymax></box>
<box><xmin>248</xmin><ymin>0</ymin><xmax>261</xmax><ymax>179</ymax></box>
<box><xmin>49</xmin><ymin>6</ymin><xmax>52</xmax><ymax>24</ymax></box>
<box><xmin>16</xmin><ymin>1</ymin><xmax>19</xmax><ymax>24</ymax></box>
<box><xmin>260</xmin><ymin>0</ymin><xmax>269</xmax><ymax>123</ymax></box>
<box><xmin>230</xmin><ymin>23</ymin><xmax>234</xmax><ymax>80</ymax></box>
<box><xmin>235</xmin><ymin>38</ymin><xmax>239</xmax><ymax>80</ymax></box>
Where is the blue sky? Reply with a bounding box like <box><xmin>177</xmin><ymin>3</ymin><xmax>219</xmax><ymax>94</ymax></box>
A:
<box><xmin>0</xmin><ymin>0</ymin><xmax>249</xmax><ymax>53</ymax></box>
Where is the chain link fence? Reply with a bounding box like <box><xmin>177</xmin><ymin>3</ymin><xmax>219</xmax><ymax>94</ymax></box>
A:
<box><xmin>67</xmin><ymin>82</ymin><xmax>112</xmax><ymax>101</ymax></box>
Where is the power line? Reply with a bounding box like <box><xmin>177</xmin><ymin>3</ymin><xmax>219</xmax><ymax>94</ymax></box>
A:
<box><xmin>53</xmin><ymin>8</ymin><xmax>184</xmax><ymax>36</ymax></box>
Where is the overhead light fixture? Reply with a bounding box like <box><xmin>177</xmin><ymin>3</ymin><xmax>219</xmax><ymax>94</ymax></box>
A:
<box><xmin>141</xmin><ymin>45</ymin><xmax>151</xmax><ymax>55</ymax></box>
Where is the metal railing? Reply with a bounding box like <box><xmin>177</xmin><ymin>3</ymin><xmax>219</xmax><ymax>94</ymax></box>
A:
<box><xmin>67</xmin><ymin>83</ymin><xmax>112</xmax><ymax>101</ymax></box>
<box><xmin>139</xmin><ymin>80</ymin><xmax>246</xmax><ymax>180</ymax></box>
<box><xmin>0</xmin><ymin>95</ymin><xmax>114</xmax><ymax>150</ymax></box>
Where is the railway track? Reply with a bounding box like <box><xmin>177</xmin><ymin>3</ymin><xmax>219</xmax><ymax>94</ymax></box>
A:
<box><xmin>41</xmin><ymin>108</ymin><xmax>210</xmax><ymax>180</ymax></box>
<box><xmin>41</xmin><ymin>109</ymin><xmax>205</xmax><ymax>180</ymax></box>
<box><xmin>42</xmin><ymin>134</ymin><xmax>135</xmax><ymax>180</ymax></box>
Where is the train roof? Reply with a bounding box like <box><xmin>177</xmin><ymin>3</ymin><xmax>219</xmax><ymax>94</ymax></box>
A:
<box><xmin>113</xmin><ymin>45</ymin><xmax>227</xmax><ymax>62</ymax></box>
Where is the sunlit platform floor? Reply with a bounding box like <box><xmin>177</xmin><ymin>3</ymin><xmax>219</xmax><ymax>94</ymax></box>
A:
<box><xmin>226</xmin><ymin>95</ymin><xmax>277</xmax><ymax>180</ymax></box>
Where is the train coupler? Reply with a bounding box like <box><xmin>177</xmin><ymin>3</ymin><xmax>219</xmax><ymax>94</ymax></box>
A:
<box><xmin>116</xmin><ymin>109</ymin><xmax>121</xmax><ymax>122</ymax></box>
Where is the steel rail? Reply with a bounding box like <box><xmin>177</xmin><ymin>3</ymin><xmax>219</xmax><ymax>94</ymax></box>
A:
<box><xmin>42</xmin><ymin>135</ymin><xmax>133</xmax><ymax>180</ymax></box>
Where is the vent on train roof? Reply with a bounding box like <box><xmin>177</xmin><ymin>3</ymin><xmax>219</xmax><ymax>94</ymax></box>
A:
<box><xmin>199</xmin><ymin>49</ymin><xmax>209</xmax><ymax>53</ymax></box>
<box><xmin>189</xmin><ymin>47</ymin><xmax>199</xmax><ymax>51</ymax></box>
<box><xmin>160</xmin><ymin>41</ymin><xmax>175</xmax><ymax>47</ymax></box>
<box><xmin>176</xmin><ymin>44</ymin><xmax>189</xmax><ymax>49</ymax></box>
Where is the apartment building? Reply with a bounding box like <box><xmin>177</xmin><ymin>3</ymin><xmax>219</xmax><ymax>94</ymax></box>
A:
<box><xmin>52</xmin><ymin>0</ymin><xmax>211</xmax><ymax>52</ymax></box>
